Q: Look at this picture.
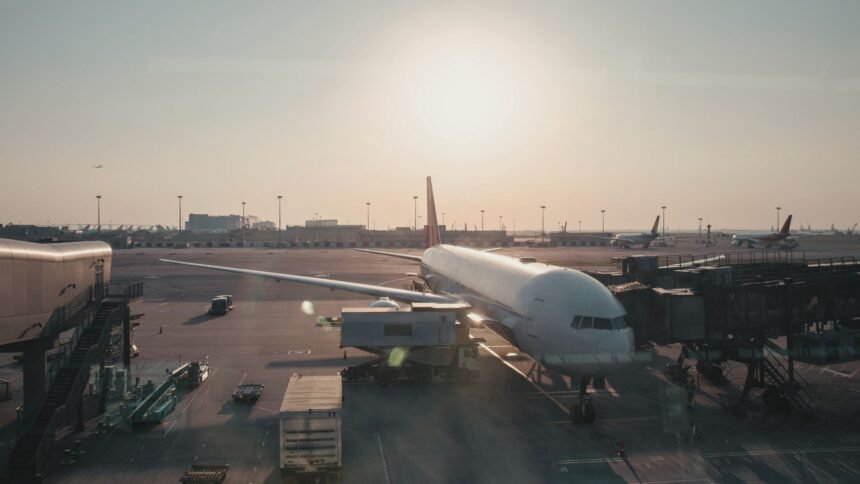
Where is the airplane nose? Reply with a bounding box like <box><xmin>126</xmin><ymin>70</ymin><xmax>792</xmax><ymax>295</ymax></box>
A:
<box><xmin>597</xmin><ymin>328</ymin><xmax>635</xmax><ymax>365</ymax></box>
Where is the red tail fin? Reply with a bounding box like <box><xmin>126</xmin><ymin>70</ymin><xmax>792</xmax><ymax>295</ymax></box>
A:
<box><xmin>425</xmin><ymin>177</ymin><xmax>442</xmax><ymax>247</ymax></box>
<box><xmin>780</xmin><ymin>214</ymin><xmax>792</xmax><ymax>234</ymax></box>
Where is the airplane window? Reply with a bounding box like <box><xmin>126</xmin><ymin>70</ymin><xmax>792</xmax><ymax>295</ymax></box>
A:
<box><xmin>593</xmin><ymin>317</ymin><xmax>611</xmax><ymax>330</ymax></box>
<box><xmin>579</xmin><ymin>317</ymin><xmax>593</xmax><ymax>329</ymax></box>
<box><xmin>611</xmin><ymin>316</ymin><xmax>628</xmax><ymax>330</ymax></box>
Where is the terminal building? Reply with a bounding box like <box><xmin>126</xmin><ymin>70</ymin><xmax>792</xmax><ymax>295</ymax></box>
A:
<box><xmin>549</xmin><ymin>231</ymin><xmax>611</xmax><ymax>247</ymax></box>
<box><xmin>185</xmin><ymin>214</ymin><xmax>242</xmax><ymax>232</ymax></box>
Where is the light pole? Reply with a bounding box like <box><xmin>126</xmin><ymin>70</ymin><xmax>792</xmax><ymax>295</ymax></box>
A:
<box><xmin>278</xmin><ymin>195</ymin><xmax>283</xmax><ymax>246</ymax></box>
<box><xmin>661</xmin><ymin>206</ymin><xmax>667</xmax><ymax>237</ymax></box>
<box><xmin>177</xmin><ymin>195</ymin><xmax>183</xmax><ymax>231</ymax></box>
<box><xmin>698</xmin><ymin>217</ymin><xmax>703</xmax><ymax>242</ymax></box>
<box><xmin>480</xmin><ymin>210</ymin><xmax>485</xmax><ymax>231</ymax></box>
<box><xmin>540</xmin><ymin>205</ymin><xmax>546</xmax><ymax>244</ymax></box>
<box><xmin>413</xmin><ymin>196</ymin><xmax>419</xmax><ymax>230</ymax></box>
<box><xmin>442</xmin><ymin>212</ymin><xmax>446</xmax><ymax>227</ymax></box>
<box><xmin>96</xmin><ymin>195</ymin><xmax>102</xmax><ymax>232</ymax></box>
<box><xmin>513</xmin><ymin>219</ymin><xmax>516</xmax><ymax>236</ymax></box>
<box><xmin>601</xmin><ymin>209</ymin><xmax>606</xmax><ymax>233</ymax></box>
<box><xmin>776</xmin><ymin>206</ymin><xmax>781</xmax><ymax>229</ymax></box>
<box><xmin>365</xmin><ymin>202</ymin><xmax>371</xmax><ymax>229</ymax></box>
<box><xmin>578</xmin><ymin>220</ymin><xmax>582</xmax><ymax>232</ymax></box>
<box><xmin>499</xmin><ymin>215</ymin><xmax>502</xmax><ymax>230</ymax></box>
<box><xmin>242</xmin><ymin>201</ymin><xmax>246</xmax><ymax>245</ymax></box>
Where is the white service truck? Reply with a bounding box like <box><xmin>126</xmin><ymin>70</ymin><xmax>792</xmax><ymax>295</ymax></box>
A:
<box><xmin>280</xmin><ymin>374</ymin><xmax>342</xmax><ymax>483</ymax></box>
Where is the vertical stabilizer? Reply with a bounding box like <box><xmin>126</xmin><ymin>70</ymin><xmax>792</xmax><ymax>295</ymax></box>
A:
<box><xmin>651</xmin><ymin>215</ymin><xmax>660</xmax><ymax>235</ymax></box>
<box><xmin>780</xmin><ymin>214</ymin><xmax>793</xmax><ymax>234</ymax></box>
<box><xmin>425</xmin><ymin>177</ymin><xmax>442</xmax><ymax>247</ymax></box>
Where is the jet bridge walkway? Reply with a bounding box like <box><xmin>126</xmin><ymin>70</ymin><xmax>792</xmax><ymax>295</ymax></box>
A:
<box><xmin>604</xmin><ymin>252</ymin><xmax>860</xmax><ymax>420</ymax></box>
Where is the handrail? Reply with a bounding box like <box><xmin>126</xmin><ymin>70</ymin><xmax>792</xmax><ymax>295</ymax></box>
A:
<box><xmin>39</xmin><ymin>285</ymin><xmax>95</xmax><ymax>340</ymax></box>
<box><xmin>31</xmin><ymin>305</ymin><xmax>122</xmax><ymax>474</ymax></box>
<box><xmin>762</xmin><ymin>341</ymin><xmax>822</xmax><ymax>409</ymax></box>
<box><xmin>807</xmin><ymin>256</ymin><xmax>858</xmax><ymax>268</ymax></box>
<box><xmin>107</xmin><ymin>281</ymin><xmax>144</xmax><ymax>302</ymax></box>
<box><xmin>659</xmin><ymin>250</ymin><xmax>808</xmax><ymax>269</ymax></box>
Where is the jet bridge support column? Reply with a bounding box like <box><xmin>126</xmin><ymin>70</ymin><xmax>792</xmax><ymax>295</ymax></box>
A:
<box><xmin>76</xmin><ymin>394</ymin><xmax>85</xmax><ymax>432</ymax></box>
<box><xmin>99</xmin><ymin>358</ymin><xmax>109</xmax><ymax>413</ymax></box>
<box><xmin>22</xmin><ymin>337</ymin><xmax>53</xmax><ymax>421</ymax></box>
<box><xmin>122</xmin><ymin>306</ymin><xmax>131</xmax><ymax>369</ymax></box>
<box><xmin>783</xmin><ymin>278</ymin><xmax>795</xmax><ymax>387</ymax></box>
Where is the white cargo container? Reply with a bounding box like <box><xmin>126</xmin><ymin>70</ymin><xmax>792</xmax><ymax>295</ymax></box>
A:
<box><xmin>280</xmin><ymin>374</ymin><xmax>342</xmax><ymax>482</ymax></box>
<box><xmin>340</xmin><ymin>307</ymin><xmax>457</xmax><ymax>347</ymax></box>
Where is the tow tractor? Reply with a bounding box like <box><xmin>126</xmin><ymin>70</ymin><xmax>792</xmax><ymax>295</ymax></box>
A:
<box><xmin>209</xmin><ymin>295</ymin><xmax>234</xmax><ymax>315</ymax></box>
<box><xmin>232</xmin><ymin>383</ymin><xmax>264</xmax><ymax>403</ymax></box>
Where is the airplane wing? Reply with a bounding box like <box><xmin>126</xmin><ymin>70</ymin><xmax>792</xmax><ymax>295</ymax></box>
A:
<box><xmin>160</xmin><ymin>259</ymin><xmax>460</xmax><ymax>304</ymax></box>
<box><xmin>352</xmin><ymin>248</ymin><xmax>423</xmax><ymax>262</ymax></box>
<box><xmin>482</xmin><ymin>248</ymin><xmax>504</xmax><ymax>253</ymax></box>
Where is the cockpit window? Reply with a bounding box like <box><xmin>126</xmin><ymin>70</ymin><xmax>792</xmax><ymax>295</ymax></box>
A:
<box><xmin>579</xmin><ymin>317</ymin><xmax>592</xmax><ymax>329</ymax></box>
<box><xmin>611</xmin><ymin>316</ymin><xmax>628</xmax><ymax>330</ymax></box>
<box><xmin>593</xmin><ymin>317</ymin><xmax>611</xmax><ymax>330</ymax></box>
<box><xmin>570</xmin><ymin>315</ymin><xmax>582</xmax><ymax>328</ymax></box>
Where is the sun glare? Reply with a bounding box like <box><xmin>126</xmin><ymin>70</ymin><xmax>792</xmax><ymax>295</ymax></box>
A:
<box><xmin>413</xmin><ymin>48</ymin><xmax>516</xmax><ymax>142</ymax></box>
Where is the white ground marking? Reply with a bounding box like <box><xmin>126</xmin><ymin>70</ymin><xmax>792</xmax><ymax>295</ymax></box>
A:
<box><xmin>480</xmin><ymin>343</ymin><xmax>570</xmax><ymax>415</ymax></box>
<box><xmin>604</xmin><ymin>378</ymin><xmax>620</xmax><ymax>397</ymax></box>
<box><xmin>706</xmin><ymin>445</ymin><xmax>860</xmax><ymax>458</ymax></box>
<box><xmin>164</xmin><ymin>367</ymin><xmax>217</xmax><ymax>435</ymax></box>
<box><xmin>556</xmin><ymin>456</ymin><xmax>624</xmax><ymax>465</ymax></box>
<box><xmin>820</xmin><ymin>367</ymin><xmax>858</xmax><ymax>378</ymax></box>
<box><xmin>159</xmin><ymin>289</ymin><xmax>186</xmax><ymax>306</ymax></box>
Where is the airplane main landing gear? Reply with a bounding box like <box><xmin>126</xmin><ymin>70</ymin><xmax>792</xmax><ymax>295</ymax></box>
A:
<box><xmin>569</xmin><ymin>376</ymin><xmax>596</xmax><ymax>424</ymax></box>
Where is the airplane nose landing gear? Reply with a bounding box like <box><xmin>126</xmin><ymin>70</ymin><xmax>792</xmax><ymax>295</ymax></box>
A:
<box><xmin>570</xmin><ymin>396</ymin><xmax>596</xmax><ymax>424</ymax></box>
<box><xmin>570</xmin><ymin>376</ymin><xmax>596</xmax><ymax>424</ymax></box>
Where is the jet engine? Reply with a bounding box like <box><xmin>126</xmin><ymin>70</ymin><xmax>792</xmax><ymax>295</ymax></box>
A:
<box><xmin>368</xmin><ymin>297</ymin><xmax>400</xmax><ymax>309</ymax></box>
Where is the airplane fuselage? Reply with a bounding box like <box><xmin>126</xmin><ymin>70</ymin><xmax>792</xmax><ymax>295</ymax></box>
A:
<box><xmin>730</xmin><ymin>232</ymin><xmax>788</xmax><ymax>248</ymax></box>
<box><xmin>419</xmin><ymin>245</ymin><xmax>634</xmax><ymax>377</ymax></box>
<box><xmin>610</xmin><ymin>233</ymin><xmax>657</xmax><ymax>248</ymax></box>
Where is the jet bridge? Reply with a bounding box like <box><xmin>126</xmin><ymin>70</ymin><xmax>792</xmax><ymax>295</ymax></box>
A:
<box><xmin>597</xmin><ymin>251</ymin><xmax>860</xmax><ymax>420</ymax></box>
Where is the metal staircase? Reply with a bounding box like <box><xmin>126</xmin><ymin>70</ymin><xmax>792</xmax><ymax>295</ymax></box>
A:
<box><xmin>7</xmin><ymin>300</ymin><xmax>123</xmax><ymax>480</ymax></box>
<box><xmin>760</xmin><ymin>340</ymin><xmax>822</xmax><ymax>418</ymax></box>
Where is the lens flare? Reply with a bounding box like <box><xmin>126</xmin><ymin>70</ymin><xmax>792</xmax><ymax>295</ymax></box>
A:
<box><xmin>387</xmin><ymin>347</ymin><xmax>408</xmax><ymax>367</ymax></box>
<box><xmin>301</xmin><ymin>300</ymin><xmax>314</xmax><ymax>315</ymax></box>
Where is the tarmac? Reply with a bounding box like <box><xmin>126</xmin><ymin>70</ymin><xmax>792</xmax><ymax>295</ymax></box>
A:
<box><xmin>2</xmin><ymin>236</ymin><xmax>860</xmax><ymax>483</ymax></box>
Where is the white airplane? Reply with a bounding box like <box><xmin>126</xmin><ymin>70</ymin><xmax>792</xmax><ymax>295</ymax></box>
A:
<box><xmin>610</xmin><ymin>216</ymin><xmax>660</xmax><ymax>249</ymax></box>
<box><xmin>161</xmin><ymin>177</ymin><xmax>634</xmax><ymax>424</ymax></box>
<box><xmin>775</xmin><ymin>236</ymin><xmax>799</xmax><ymax>250</ymax></box>
<box><xmin>731</xmin><ymin>215</ymin><xmax>793</xmax><ymax>248</ymax></box>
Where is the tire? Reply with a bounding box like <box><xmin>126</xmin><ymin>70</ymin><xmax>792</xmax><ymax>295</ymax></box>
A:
<box><xmin>570</xmin><ymin>405</ymin><xmax>583</xmax><ymax>424</ymax></box>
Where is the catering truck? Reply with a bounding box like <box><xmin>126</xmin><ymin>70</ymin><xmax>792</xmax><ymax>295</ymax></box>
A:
<box><xmin>280</xmin><ymin>374</ymin><xmax>342</xmax><ymax>483</ymax></box>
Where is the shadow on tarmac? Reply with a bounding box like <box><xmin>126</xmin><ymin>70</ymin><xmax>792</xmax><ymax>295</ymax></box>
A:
<box><xmin>183</xmin><ymin>313</ymin><xmax>217</xmax><ymax>325</ymax></box>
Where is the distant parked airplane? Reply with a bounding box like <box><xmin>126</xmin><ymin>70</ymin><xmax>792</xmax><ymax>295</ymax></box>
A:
<box><xmin>93</xmin><ymin>165</ymin><xmax>103</xmax><ymax>169</ymax></box>
<box><xmin>731</xmin><ymin>215</ymin><xmax>793</xmax><ymax>248</ymax></box>
<box><xmin>609</xmin><ymin>216</ymin><xmax>660</xmax><ymax>249</ymax></box>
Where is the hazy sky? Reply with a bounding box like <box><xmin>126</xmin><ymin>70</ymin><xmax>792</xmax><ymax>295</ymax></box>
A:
<box><xmin>1</xmin><ymin>1</ymin><xmax>858</xmax><ymax>231</ymax></box>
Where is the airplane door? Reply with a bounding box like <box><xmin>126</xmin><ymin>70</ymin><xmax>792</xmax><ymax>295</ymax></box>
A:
<box><xmin>526</xmin><ymin>298</ymin><xmax>544</xmax><ymax>338</ymax></box>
